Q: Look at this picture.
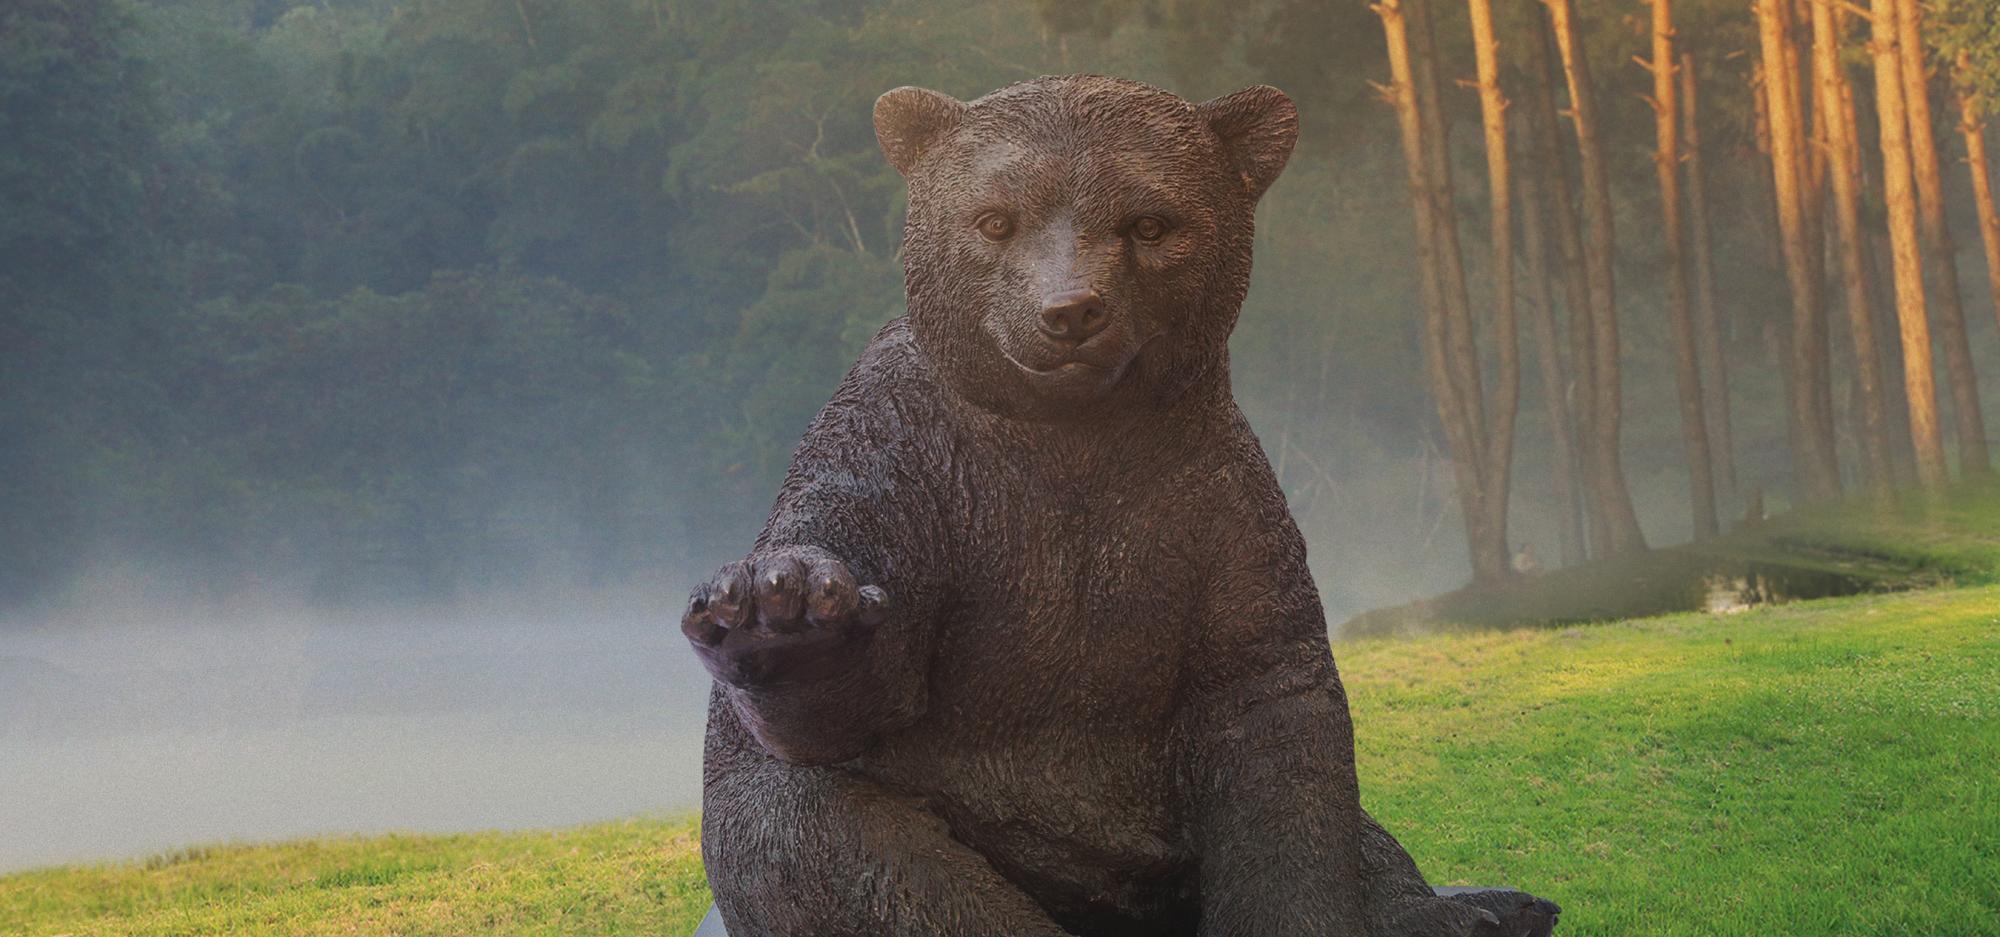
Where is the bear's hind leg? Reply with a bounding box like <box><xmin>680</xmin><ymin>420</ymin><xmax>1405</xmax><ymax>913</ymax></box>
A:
<box><xmin>703</xmin><ymin>725</ymin><xmax>1070</xmax><ymax>937</ymax></box>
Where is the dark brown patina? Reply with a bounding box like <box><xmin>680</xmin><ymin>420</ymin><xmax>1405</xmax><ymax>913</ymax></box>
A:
<box><xmin>682</xmin><ymin>75</ymin><xmax>1557</xmax><ymax>937</ymax></box>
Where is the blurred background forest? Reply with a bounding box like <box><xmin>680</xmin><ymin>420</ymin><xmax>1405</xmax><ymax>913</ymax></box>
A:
<box><xmin>6</xmin><ymin>0</ymin><xmax>2000</xmax><ymax>621</ymax></box>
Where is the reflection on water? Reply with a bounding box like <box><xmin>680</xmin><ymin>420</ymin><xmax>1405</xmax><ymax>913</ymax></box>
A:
<box><xmin>0</xmin><ymin>585</ymin><xmax>712</xmax><ymax>873</ymax></box>
<box><xmin>1696</xmin><ymin>560</ymin><xmax>1878</xmax><ymax>616</ymax></box>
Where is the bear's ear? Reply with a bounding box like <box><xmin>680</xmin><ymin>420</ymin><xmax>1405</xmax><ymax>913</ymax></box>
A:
<box><xmin>874</xmin><ymin>86</ymin><xmax>967</xmax><ymax>177</ymax></box>
<box><xmin>1196</xmin><ymin>85</ymin><xmax>1299</xmax><ymax>200</ymax></box>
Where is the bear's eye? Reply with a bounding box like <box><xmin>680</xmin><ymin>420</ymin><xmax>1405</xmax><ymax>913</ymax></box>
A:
<box><xmin>975</xmin><ymin>212</ymin><xmax>1016</xmax><ymax>242</ymax></box>
<box><xmin>1130</xmin><ymin>216</ymin><xmax>1170</xmax><ymax>243</ymax></box>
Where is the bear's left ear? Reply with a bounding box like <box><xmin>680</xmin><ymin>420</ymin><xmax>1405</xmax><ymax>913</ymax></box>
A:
<box><xmin>875</xmin><ymin>86</ymin><xmax>967</xmax><ymax>177</ymax></box>
<box><xmin>1196</xmin><ymin>85</ymin><xmax>1299</xmax><ymax>200</ymax></box>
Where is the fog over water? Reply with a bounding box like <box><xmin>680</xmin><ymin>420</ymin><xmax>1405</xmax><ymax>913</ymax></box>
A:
<box><xmin>0</xmin><ymin>576</ymin><xmax>711</xmax><ymax>873</ymax></box>
<box><xmin>0</xmin><ymin>425</ymin><xmax>1712</xmax><ymax>874</ymax></box>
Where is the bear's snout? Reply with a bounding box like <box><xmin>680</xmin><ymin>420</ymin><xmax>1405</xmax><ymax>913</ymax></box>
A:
<box><xmin>1038</xmin><ymin>288</ymin><xmax>1108</xmax><ymax>343</ymax></box>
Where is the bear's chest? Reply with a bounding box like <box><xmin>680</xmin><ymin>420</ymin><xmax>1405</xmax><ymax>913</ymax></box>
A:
<box><xmin>858</xmin><ymin>487</ymin><xmax>1204</xmax><ymax>921</ymax></box>
<box><xmin>934</xmin><ymin>481</ymin><xmax>1203</xmax><ymax>723</ymax></box>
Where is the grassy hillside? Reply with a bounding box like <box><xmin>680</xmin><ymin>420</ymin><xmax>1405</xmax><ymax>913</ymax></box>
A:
<box><xmin>7</xmin><ymin>594</ymin><xmax>1998</xmax><ymax>934</ymax></box>
<box><xmin>1347</xmin><ymin>586</ymin><xmax>2000</xmax><ymax>935</ymax></box>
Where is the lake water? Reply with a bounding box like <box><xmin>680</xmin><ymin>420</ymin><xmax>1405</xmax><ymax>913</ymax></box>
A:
<box><xmin>0</xmin><ymin>584</ymin><xmax>713</xmax><ymax>873</ymax></box>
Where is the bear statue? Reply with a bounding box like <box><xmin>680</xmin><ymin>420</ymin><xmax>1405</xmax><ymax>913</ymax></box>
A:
<box><xmin>680</xmin><ymin>75</ymin><xmax>1559</xmax><ymax>937</ymax></box>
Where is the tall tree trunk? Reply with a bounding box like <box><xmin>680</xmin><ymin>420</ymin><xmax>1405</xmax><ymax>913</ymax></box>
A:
<box><xmin>1790</xmin><ymin>0</ymin><xmax>1828</xmax><ymax>273</ymax></box>
<box><xmin>1518</xmin><ymin>137</ymin><xmax>1586</xmax><ymax>566</ymax></box>
<box><xmin>1857</xmin><ymin>84</ymin><xmax>1924</xmax><ymax>485</ymax></box>
<box><xmin>1524</xmin><ymin>6</ymin><xmax>1602</xmax><ymax>557</ymax></box>
<box><xmin>1373</xmin><ymin>0</ymin><xmax>1502</xmax><ymax>584</ymax></box>
<box><xmin>1869</xmin><ymin>0</ymin><xmax>1949</xmax><ymax>486</ymax></box>
<box><xmin>1409</xmin><ymin>0</ymin><xmax>1486</xmax><ymax>452</ymax></box>
<box><xmin>1794</xmin><ymin>0</ymin><xmax>1834</xmax><ymax>493</ymax></box>
<box><xmin>1681</xmin><ymin>52</ymin><xmax>1739</xmax><ymax>506</ymax></box>
<box><xmin>1752</xmin><ymin>56</ymin><xmax>1816</xmax><ymax>476</ymax></box>
<box><xmin>1757</xmin><ymin>0</ymin><xmax>1843</xmax><ymax>501</ymax></box>
<box><xmin>1789</xmin><ymin>0</ymin><xmax>1837</xmax><ymax>476</ymax></box>
<box><xmin>1466</xmin><ymin>0</ymin><xmax>1519</xmax><ymax>579</ymax></box>
<box><xmin>1812</xmin><ymin>0</ymin><xmax>1896</xmax><ymax>492</ymax></box>
<box><xmin>1898</xmin><ymin>0</ymin><xmax>1991</xmax><ymax>477</ymax></box>
<box><xmin>1750</xmin><ymin>60</ymin><xmax>1794</xmax><ymax>415</ymax></box>
<box><xmin>1412</xmin><ymin>0</ymin><xmax>1508</xmax><ymax>581</ymax></box>
<box><xmin>1869</xmin><ymin>236</ymin><xmax>1925</xmax><ymax>485</ymax></box>
<box><xmin>1649</xmin><ymin>2</ymin><xmax>1718</xmax><ymax>539</ymax></box>
<box><xmin>1545</xmin><ymin>0</ymin><xmax>1647</xmax><ymax>554</ymax></box>
<box><xmin>1961</xmin><ymin>54</ymin><xmax>2000</xmax><ymax>339</ymax></box>
<box><xmin>1752</xmin><ymin>62</ymin><xmax>1788</xmax><ymax>273</ymax></box>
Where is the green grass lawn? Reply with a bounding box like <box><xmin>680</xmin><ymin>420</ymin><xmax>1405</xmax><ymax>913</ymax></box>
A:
<box><xmin>6</xmin><ymin>588</ymin><xmax>1998</xmax><ymax>935</ymax></box>
<box><xmin>0</xmin><ymin>819</ymin><xmax>710</xmax><ymax>936</ymax></box>
<box><xmin>1347</xmin><ymin>585</ymin><xmax>2000</xmax><ymax>936</ymax></box>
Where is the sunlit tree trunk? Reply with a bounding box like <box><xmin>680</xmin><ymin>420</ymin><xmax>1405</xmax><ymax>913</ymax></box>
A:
<box><xmin>1856</xmin><ymin>86</ymin><xmax>1923</xmax><ymax>486</ymax></box>
<box><xmin>1524</xmin><ymin>6</ymin><xmax>1600</xmax><ymax>557</ymax></box>
<box><xmin>1870</xmin><ymin>0</ymin><xmax>1948</xmax><ymax>486</ymax></box>
<box><xmin>1681</xmin><ymin>52</ymin><xmax>1738</xmax><ymax>507</ymax></box>
<box><xmin>1898</xmin><ymin>0</ymin><xmax>1990</xmax><ymax>477</ymax></box>
<box><xmin>1960</xmin><ymin>54</ymin><xmax>2000</xmax><ymax>339</ymax></box>
<box><xmin>1373</xmin><ymin>0</ymin><xmax>1505</xmax><ymax>584</ymax></box>
<box><xmin>1373</xmin><ymin>0</ymin><xmax>1459</xmax><ymax>474</ymax></box>
<box><xmin>1545</xmin><ymin>0</ymin><xmax>1647</xmax><ymax>554</ymax></box>
<box><xmin>1872</xmin><ymin>281</ymin><xmax>1926</xmax><ymax>485</ymax></box>
<box><xmin>1757</xmin><ymin>0</ymin><xmax>1843</xmax><ymax>501</ymax></box>
<box><xmin>1466</xmin><ymin>0</ymin><xmax>1519</xmax><ymax>578</ymax></box>
<box><xmin>1752</xmin><ymin>62</ymin><xmax>1788</xmax><ymax>274</ymax></box>
<box><xmin>1408</xmin><ymin>0</ymin><xmax>1486</xmax><ymax>463</ymax></box>
<box><xmin>1812</xmin><ymin>0</ymin><xmax>1896</xmax><ymax>492</ymax></box>
<box><xmin>1648</xmin><ymin>1</ymin><xmax>1718</xmax><ymax>538</ymax></box>
<box><xmin>1789</xmin><ymin>0</ymin><xmax>1834</xmax><ymax>470</ymax></box>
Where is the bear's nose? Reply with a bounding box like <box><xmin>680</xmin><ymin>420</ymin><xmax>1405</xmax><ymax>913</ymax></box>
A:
<box><xmin>1038</xmin><ymin>288</ymin><xmax>1108</xmax><ymax>343</ymax></box>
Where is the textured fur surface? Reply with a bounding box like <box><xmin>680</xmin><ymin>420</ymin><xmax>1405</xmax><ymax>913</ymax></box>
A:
<box><xmin>682</xmin><ymin>75</ymin><xmax>1557</xmax><ymax>937</ymax></box>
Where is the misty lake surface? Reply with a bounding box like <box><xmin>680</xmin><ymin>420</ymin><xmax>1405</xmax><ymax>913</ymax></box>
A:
<box><xmin>0</xmin><ymin>582</ymin><xmax>712</xmax><ymax>873</ymax></box>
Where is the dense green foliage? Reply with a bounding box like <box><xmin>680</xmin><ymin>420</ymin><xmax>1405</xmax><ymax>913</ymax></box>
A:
<box><xmin>4</xmin><ymin>0</ymin><xmax>1999</xmax><ymax>609</ymax></box>
<box><xmin>1937</xmin><ymin>0</ymin><xmax>2000</xmax><ymax>107</ymax></box>
<box><xmin>8</xmin><ymin>580</ymin><xmax>1997</xmax><ymax>934</ymax></box>
<box><xmin>1</xmin><ymin>0</ymin><xmax>167</xmax><ymax>599</ymax></box>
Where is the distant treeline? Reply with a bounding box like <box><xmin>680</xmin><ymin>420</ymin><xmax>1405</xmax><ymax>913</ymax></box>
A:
<box><xmin>3</xmin><ymin>0</ymin><xmax>1997</xmax><ymax>610</ymax></box>
<box><xmin>2</xmin><ymin>0</ymin><xmax>935</xmax><ymax>602</ymax></box>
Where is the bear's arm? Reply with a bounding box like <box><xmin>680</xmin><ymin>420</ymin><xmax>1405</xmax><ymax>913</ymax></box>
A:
<box><xmin>720</xmin><ymin>327</ymin><xmax>949</xmax><ymax>764</ymax></box>
<box><xmin>1173</xmin><ymin>453</ymin><xmax>1366</xmax><ymax>937</ymax></box>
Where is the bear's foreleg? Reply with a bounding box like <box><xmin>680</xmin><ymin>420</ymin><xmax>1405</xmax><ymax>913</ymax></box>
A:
<box><xmin>1181</xmin><ymin>685</ymin><xmax>1535</xmax><ymax>937</ymax></box>
<box><xmin>1182</xmin><ymin>677</ymin><xmax>1369</xmax><ymax>937</ymax></box>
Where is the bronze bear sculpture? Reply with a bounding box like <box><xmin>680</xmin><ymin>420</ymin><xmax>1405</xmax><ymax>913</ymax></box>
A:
<box><xmin>682</xmin><ymin>75</ymin><xmax>1558</xmax><ymax>937</ymax></box>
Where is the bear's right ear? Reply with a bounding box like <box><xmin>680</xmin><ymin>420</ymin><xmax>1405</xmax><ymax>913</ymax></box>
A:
<box><xmin>1196</xmin><ymin>85</ymin><xmax>1299</xmax><ymax>201</ymax></box>
<box><xmin>874</xmin><ymin>86</ymin><xmax>966</xmax><ymax>177</ymax></box>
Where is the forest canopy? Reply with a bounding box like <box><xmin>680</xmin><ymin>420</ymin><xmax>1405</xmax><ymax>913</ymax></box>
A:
<box><xmin>3</xmin><ymin>0</ymin><xmax>1998</xmax><ymax>615</ymax></box>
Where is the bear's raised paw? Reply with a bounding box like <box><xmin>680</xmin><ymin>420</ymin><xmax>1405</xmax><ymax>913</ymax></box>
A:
<box><xmin>682</xmin><ymin>547</ymin><xmax>887</xmax><ymax>689</ymax></box>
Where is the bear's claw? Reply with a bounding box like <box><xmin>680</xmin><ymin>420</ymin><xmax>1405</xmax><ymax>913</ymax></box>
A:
<box><xmin>682</xmin><ymin>548</ymin><xmax>888</xmax><ymax>689</ymax></box>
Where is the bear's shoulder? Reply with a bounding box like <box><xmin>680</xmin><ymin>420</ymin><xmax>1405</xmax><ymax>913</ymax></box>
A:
<box><xmin>793</xmin><ymin>317</ymin><xmax>943</xmax><ymax>457</ymax></box>
<box><xmin>825</xmin><ymin>317</ymin><xmax>929</xmax><ymax>410</ymax></box>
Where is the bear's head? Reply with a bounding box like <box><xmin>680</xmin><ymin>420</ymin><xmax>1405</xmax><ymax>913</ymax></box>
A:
<box><xmin>875</xmin><ymin>75</ymin><xmax>1297</xmax><ymax>422</ymax></box>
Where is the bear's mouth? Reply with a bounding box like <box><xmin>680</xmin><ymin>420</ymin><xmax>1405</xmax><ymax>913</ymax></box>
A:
<box><xmin>995</xmin><ymin>331</ymin><xmax>1159</xmax><ymax>398</ymax></box>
